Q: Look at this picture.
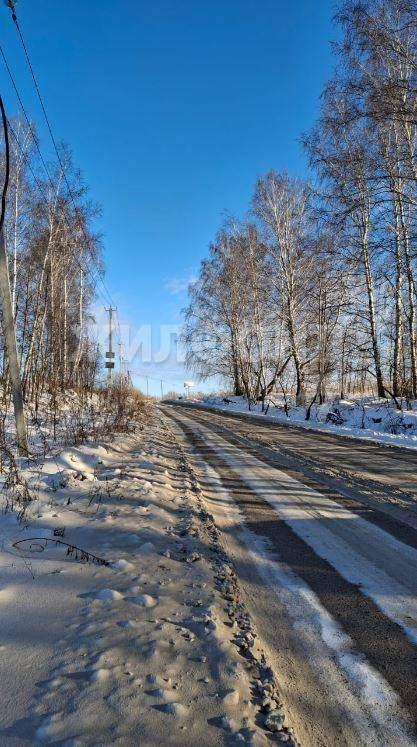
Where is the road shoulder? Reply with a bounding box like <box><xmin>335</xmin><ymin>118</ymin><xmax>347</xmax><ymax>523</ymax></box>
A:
<box><xmin>0</xmin><ymin>410</ymin><xmax>293</xmax><ymax>746</ymax></box>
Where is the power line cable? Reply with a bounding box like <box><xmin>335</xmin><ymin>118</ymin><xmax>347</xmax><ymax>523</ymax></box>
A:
<box><xmin>9</xmin><ymin>8</ymin><xmax>117</xmax><ymax>309</ymax></box>
<box><xmin>2</xmin><ymin>6</ymin><xmax>117</xmax><ymax>310</ymax></box>
<box><xmin>6</xmin><ymin>118</ymin><xmax>112</xmax><ymax>309</ymax></box>
<box><xmin>0</xmin><ymin>58</ymin><xmax>113</xmax><ymax>306</ymax></box>
<box><xmin>0</xmin><ymin>43</ymin><xmax>96</xmax><ymax>288</ymax></box>
<box><xmin>0</xmin><ymin>42</ymin><xmax>53</xmax><ymax>184</ymax></box>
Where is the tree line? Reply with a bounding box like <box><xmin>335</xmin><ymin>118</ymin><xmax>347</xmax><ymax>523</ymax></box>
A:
<box><xmin>185</xmin><ymin>0</ymin><xmax>417</xmax><ymax>411</ymax></box>
<box><xmin>0</xmin><ymin>118</ymin><xmax>103</xmax><ymax>416</ymax></box>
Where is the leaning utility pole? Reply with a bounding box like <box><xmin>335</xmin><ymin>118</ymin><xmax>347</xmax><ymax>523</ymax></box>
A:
<box><xmin>0</xmin><ymin>92</ymin><xmax>28</xmax><ymax>455</ymax></box>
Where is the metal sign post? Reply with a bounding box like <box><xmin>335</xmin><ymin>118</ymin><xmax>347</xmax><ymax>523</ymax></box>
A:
<box><xmin>184</xmin><ymin>380</ymin><xmax>194</xmax><ymax>399</ymax></box>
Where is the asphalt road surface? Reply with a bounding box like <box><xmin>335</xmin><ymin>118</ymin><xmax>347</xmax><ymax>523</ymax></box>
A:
<box><xmin>163</xmin><ymin>402</ymin><xmax>417</xmax><ymax>747</ymax></box>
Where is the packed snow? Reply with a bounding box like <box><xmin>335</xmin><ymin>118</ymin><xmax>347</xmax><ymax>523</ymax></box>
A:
<box><xmin>0</xmin><ymin>408</ymin><xmax>290</xmax><ymax>745</ymax></box>
<box><xmin>170</xmin><ymin>410</ymin><xmax>415</xmax><ymax>746</ymax></box>
<box><xmin>185</xmin><ymin>394</ymin><xmax>417</xmax><ymax>450</ymax></box>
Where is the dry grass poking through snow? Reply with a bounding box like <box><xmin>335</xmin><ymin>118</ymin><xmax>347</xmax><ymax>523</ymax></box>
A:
<box><xmin>0</xmin><ymin>383</ymin><xmax>151</xmax><ymax>522</ymax></box>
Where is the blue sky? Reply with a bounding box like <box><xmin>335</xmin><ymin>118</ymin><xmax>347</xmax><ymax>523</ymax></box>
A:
<box><xmin>1</xmin><ymin>0</ymin><xmax>338</xmax><ymax>395</ymax></box>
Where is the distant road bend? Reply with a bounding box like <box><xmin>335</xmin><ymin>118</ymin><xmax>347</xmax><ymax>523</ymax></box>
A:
<box><xmin>163</xmin><ymin>402</ymin><xmax>417</xmax><ymax>747</ymax></box>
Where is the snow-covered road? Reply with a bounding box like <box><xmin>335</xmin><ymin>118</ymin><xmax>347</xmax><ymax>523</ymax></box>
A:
<box><xmin>165</xmin><ymin>403</ymin><xmax>417</xmax><ymax>746</ymax></box>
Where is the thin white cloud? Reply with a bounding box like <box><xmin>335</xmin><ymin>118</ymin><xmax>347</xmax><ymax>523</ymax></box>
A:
<box><xmin>164</xmin><ymin>271</ymin><xmax>197</xmax><ymax>296</ymax></box>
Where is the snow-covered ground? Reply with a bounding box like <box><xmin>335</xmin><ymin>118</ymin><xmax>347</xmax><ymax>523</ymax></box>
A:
<box><xmin>0</xmin><ymin>387</ymin><xmax>147</xmax><ymax>464</ymax></box>
<box><xmin>186</xmin><ymin>395</ymin><xmax>417</xmax><ymax>451</ymax></box>
<box><xmin>0</xmin><ymin>409</ymin><xmax>292</xmax><ymax>745</ymax></box>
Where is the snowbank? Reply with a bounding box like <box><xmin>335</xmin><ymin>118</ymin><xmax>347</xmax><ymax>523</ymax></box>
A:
<box><xmin>183</xmin><ymin>394</ymin><xmax>417</xmax><ymax>451</ymax></box>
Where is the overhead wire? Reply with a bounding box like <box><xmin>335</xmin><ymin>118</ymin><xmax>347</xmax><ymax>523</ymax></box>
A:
<box><xmin>6</xmin><ymin>118</ymin><xmax>111</xmax><ymax>309</ymax></box>
<box><xmin>2</xmin><ymin>3</ymin><xmax>133</xmax><ymax>376</ymax></box>
<box><xmin>0</xmin><ymin>86</ymin><xmax>117</xmax><ymax>381</ymax></box>
<box><xmin>1</xmin><ymin>5</ymin><xmax>117</xmax><ymax>309</ymax></box>
<box><xmin>0</xmin><ymin>71</ymin><xmax>112</xmax><ymax>307</ymax></box>
<box><xmin>10</xmin><ymin>9</ymin><xmax>116</xmax><ymax>309</ymax></box>
<box><xmin>114</xmin><ymin>309</ymin><xmax>123</xmax><ymax>371</ymax></box>
<box><xmin>0</xmin><ymin>42</ymin><xmax>52</xmax><ymax>183</ymax></box>
<box><xmin>0</xmin><ymin>46</ymin><xmax>95</xmax><ymax>287</ymax></box>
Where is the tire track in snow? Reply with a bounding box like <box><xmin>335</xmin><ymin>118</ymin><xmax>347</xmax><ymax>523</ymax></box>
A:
<box><xmin>174</xmin><ymin>401</ymin><xmax>417</xmax><ymax>503</ymax></box>
<box><xmin>178</xmin><ymin>405</ymin><xmax>417</xmax><ymax>553</ymax></box>
<box><xmin>165</xmin><ymin>405</ymin><xmax>417</xmax><ymax>744</ymax></box>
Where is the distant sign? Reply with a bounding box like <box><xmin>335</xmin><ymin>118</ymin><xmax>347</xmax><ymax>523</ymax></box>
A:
<box><xmin>184</xmin><ymin>381</ymin><xmax>194</xmax><ymax>388</ymax></box>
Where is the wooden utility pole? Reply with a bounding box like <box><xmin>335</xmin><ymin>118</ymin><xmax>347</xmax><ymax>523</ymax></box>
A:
<box><xmin>105</xmin><ymin>306</ymin><xmax>116</xmax><ymax>382</ymax></box>
<box><xmin>0</xmin><ymin>93</ymin><xmax>28</xmax><ymax>455</ymax></box>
